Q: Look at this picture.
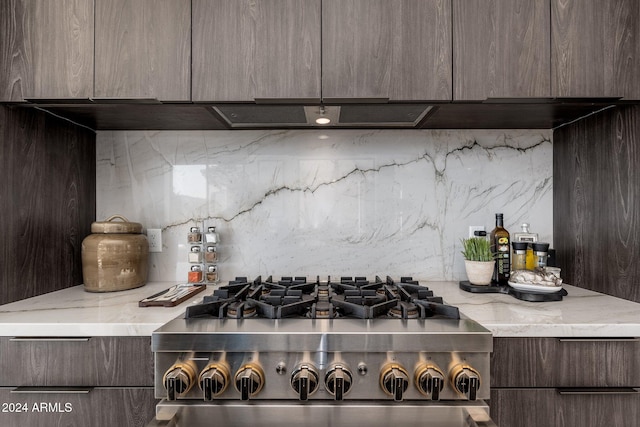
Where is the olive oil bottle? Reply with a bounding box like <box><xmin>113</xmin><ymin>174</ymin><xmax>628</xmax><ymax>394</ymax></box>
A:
<box><xmin>490</xmin><ymin>213</ymin><xmax>510</xmax><ymax>285</ymax></box>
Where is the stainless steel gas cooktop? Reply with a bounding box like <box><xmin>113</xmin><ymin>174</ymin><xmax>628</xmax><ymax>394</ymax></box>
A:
<box><xmin>148</xmin><ymin>276</ymin><xmax>496</xmax><ymax>427</ymax></box>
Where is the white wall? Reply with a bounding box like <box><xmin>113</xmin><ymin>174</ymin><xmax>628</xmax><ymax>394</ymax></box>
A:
<box><xmin>96</xmin><ymin>129</ymin><xmax>553</xmax><ymax>282</ymax></box>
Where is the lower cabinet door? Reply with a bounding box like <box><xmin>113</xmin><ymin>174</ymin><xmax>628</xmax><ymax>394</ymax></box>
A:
<box><xmin>0</xmin><ymin>387</ymin><xmax>156</xmax><ymax>427</ymax></box>
<box><xmin>491</xmin><ymin>388</ymin><xmax>640</xmax><ymax>427</ymax></box>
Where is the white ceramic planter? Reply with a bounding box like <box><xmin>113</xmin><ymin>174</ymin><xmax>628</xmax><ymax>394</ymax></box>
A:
<box><xmin>464</xmin><ymin>260</ymin><xmax>494</xmax><ymax>285</ymax></box>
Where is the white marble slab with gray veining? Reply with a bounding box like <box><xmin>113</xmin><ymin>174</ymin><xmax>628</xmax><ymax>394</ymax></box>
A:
<box><xmin>96</xmin><ymin>129</ymin><xmax>553</xmax><ymax>282</ymax></box>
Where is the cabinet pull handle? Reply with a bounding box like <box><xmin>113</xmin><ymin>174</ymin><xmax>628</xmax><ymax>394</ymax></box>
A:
<box><xmin>558</xmin><ymin>338</ymin><xmax>639</xmax><ymax>342</ymax></box>
<box><xmin>90</xmin><ymin>97</ymin><xmax>161</xmax><ymax>104</ymax></box>
<box><xmin>320</xmin><ymin>97</ymin><xmax>390</xmax><ymax>104</ymax></box>
<box><xmin>558</xmin><ymin>388</ymin><xmax>639</xmax><ymax>395</ymax></box>
<box><xmin>11</xmin><ymin>387</ymin><xmax>93</xmax><ymax>394</ymax></box>
<box><xmin>24</xmin><ymin>98</ymin><xmax>94</xmax><ymax>104</ymax></box>
<box><xmin>9</xmin><ymin>337</ymin><xmax>91</xmax><ymax>342</ymax></box>
<box><xmin>253</xmin><ymin>97</ymin><xmax>321</xmax><ymax>104</ymax></box>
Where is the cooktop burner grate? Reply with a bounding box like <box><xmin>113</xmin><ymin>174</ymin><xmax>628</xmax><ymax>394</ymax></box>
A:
<box><xmin>185</xmin><ymin>276</ymin><xmax>460</xmax><ymax>320</ymax></box>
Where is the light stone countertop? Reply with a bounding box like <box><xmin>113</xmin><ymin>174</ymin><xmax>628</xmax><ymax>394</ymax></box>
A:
<box><xmin>0</xmin><ymin>281</ymin><xmax>639</xmax><ymax>338</ymax></box>
<box><xmin>424</xmin><ymin>281</ymin><xmax>640</xmax><ymax>337</ymax></box>
<box><xmin>0</xmin><ymin>282</ymin><xmax>206</xmax><ymax>336</ymax></box>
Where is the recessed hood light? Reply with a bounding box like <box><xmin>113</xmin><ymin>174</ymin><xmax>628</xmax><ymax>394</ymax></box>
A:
<box><xmin>314</xmin><ymin>106</ymin><xmax>331</xmax><ymax>124</ymax></box>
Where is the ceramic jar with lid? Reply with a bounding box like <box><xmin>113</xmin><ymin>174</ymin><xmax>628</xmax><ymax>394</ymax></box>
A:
<box><xmin>81</xmin><ymin>215</ymin><xmax>149</xmax><ymax>292</ymax></box>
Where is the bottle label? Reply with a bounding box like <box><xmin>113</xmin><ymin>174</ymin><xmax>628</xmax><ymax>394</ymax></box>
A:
<box><xmin>497</xmin><ymin>237</ymin><xmax>510</xmax><ymax>277</ymax></box>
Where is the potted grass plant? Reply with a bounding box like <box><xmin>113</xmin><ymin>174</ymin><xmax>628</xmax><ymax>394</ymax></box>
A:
<box><xmin>461</xmin><ymin>237</ymin><xmax>495</xmax><ymax>285</ymax></box>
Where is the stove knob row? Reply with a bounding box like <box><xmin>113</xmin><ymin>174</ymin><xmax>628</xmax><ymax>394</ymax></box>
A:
<box><xmin>290</xmin><ymin>363</ymin><xmax>320</xmax><ymax>401</ymax></box>
<box><xmin>450</xmin><ymin>364</ymin><xmax>481</xmax><ymax>401</ymax></box>
<box><xmin>379</xmin><ymin>362</ymin><xmax>480</xmax><ymax>401</ymax></box>
<box><xmin>163</xmin><ymin>359</ymin><xmax>480</xmax><ymax>402</ymax></box>
<box><xmin>199</xmin><ymin>362</ymin><xmax>231</xmax><ymax>401</ymax></box>
<box><xmin>234</xmin><ymin>363</ymin><xmax>266</xmax><ymax>401</ymax></box>
<box><xmin>163</xmin><ymin>360</ymin><xmax>198</xmax><ymax>401</ymax></box>
<box><xmin>324</xmin><ymin>363</ymin><xmax>353</xmax><ymax>401</ymax></box>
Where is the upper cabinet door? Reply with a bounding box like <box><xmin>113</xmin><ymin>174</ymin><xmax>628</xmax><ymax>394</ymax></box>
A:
<box><xmin>453</xmin><ymin>0</ymin><xmax>551</xmax><ymax>101</ymax></box>
<box><xmin>0</xmin><ymin>0</ymin><xmax>94</xmax><ymax>102</ymax></box>
<box><xmin>94</xmin><ymin>0</ymin><xmax>191</xmax><ymax>101</ymax></box>
<box><xmin>322</xmin><ymin>0</ymin><xmax>452</xmax><ymax>102</ymax></box>
<box><xmin>552</xmin><ymin>0</ymin><xmax>640</xmax><ymax>99</ymax></box>
<box><xmin>192</xmin><ymin>0</ymin><xmax>321</xmax><ymax>102</ymax></box>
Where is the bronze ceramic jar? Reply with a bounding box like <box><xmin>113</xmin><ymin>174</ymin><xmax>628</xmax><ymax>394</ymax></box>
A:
<box><xmin>82</xmin><ymin>215</ymin><xmax>149</xmax><ymax>292</ymax></box>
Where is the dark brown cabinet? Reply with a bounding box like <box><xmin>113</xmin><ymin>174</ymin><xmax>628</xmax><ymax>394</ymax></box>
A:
<box><xmin>0</xmin><ymin>387</ymin><xmax>155</xmax><ymax>427</ymax></box>
<box><xmin>0</xmin><ymin>337</ymin><xmax>156</xmax><ymax>427</ymax></box>
<box><xmin>322</xmin><ymin>0</ymin><xmax>452</xmax><ymax>101</ymax></box>
<box><xmin>553</xmin><ymin>105</ymin><xmax>640</xmax><ymax>304</ymax></box>
<box><xmin>192</xmin><ymin>0</ymin><xmax>321</xmax><ymax>102</ymax></box>
<box><xmin>0</xmin><ymin>0</ymin><xmax>94</xmax><ymax>102</ymax></box>
<box><xmin>552</xmin><ymin>0</ymin><xmax>640</xmax><ymax>99</ymax></box>
<box><xmin>0</xmin><ymin>336</ymin><xmax>154</xmax><ymax>386</ymax></box>
<box><xmin>94</xmin><ymin>0</ymin><xmax>191</xmax><ymax>101</ymax></box>
<box><xmin>453</xmin><ymin>0</ymin><xmax>550</xmax><ymax>100</ymax></box>
<box><xmin>0</xmin><ymin>106</ymin><xmax>95</xmax><ymax>306</ymax></box>
<box><xmin>491</xmin><ymin>337</ymin><xmax>640</xmax><ymax>427</ymax></box>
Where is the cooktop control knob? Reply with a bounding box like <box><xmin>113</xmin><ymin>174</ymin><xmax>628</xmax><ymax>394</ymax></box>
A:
<box><xmin>199</xmin><ymin>362</ymin><xmax>231</xmax><ymax>400</ymax></box>
<box><xmin>234</xmin><ymin>363</ymin><xmax>265</xmax><ymax>401</ymax></box>
<box><xmin>291</xmin><ymin>363</ymin><xmax>319</xmax><ymax>401</ymax></box>
<box><xmin>324</xmin><ymin>363</ymin><xmax>353</xmax><ymax>401</ymax></box>
<box><xmin>414</xmin><ymin>364</ymin><xmax>445</xmax><ymax>401</ymax></box>
<box><xmin>163</xmin><ymin>360</ymin><xmax>198</xmax><ymax>401</ymax></box>
<box><xmin>451</xmin><ymin>364</ymin><xmax>481</xmax><ymax>401</ymax></box>
<box><xmin>380</xmin><ymin>363</ymin><xmax>409</xmax><ymax>401</ymax></box>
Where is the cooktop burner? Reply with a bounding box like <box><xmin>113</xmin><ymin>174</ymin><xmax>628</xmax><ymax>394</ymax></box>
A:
<box><xmin>185</xmin><ymin>276</ymin><xmax>460</xmax><ymax>320</ymax></box>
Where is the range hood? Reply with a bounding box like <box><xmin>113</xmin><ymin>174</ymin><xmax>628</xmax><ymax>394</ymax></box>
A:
<box><xmin>210</xmin><ymin>103</ymin><xmax>435</xmax><ymax>128</ymax></box>
<box><xmin>15</xmin><ymin>98</ymin><xmax>620</xmax><ymax>130</ymax></box>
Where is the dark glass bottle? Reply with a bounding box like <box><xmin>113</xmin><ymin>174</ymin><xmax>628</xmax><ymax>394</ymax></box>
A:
<box><xmin>490</xmin><ymin>213</ymin><xmax>510</xmax><ymax>285</ymax></box>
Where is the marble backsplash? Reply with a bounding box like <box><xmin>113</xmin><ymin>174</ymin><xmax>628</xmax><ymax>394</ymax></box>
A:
<box><xmin>96</xmin><ymin>129</ymin><xmax>553</xmax><ymax>282</ymax></box>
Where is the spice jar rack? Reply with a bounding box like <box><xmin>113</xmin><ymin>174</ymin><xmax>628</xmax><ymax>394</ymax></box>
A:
<box><xmin>187</xmin><ymin>222</ymin><xmax>219</xmax><ymax>284</ymax></box>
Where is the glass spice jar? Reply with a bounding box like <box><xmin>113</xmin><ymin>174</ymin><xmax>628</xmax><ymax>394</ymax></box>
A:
<box><xmin>187</xmin><ymin>227</ymin><xmax>202</xmax><ymax>244</ymax></box>
<box><xmin>188</xmin><ymin>246</ymin><xmax>202</xmax><ymax>263</ymax></box>
<box><xmin>188</xmin><ymin>265</ymin><xmax>203</xmax><ymax>283</ymax></box>
<box><xmin>511</xmin><ymin>241</ymin><xmax>528</xmax><ymax>271</ymax></box>
<box><xmin>204</xmin><ymin>246</ymin><xmax>217</xmax><ymax>263</ymax></box>
<box><xmin>205</xmin><ymin>265</ymin><xmax>218</xmax><ymax>283</ymax></box>
<box><xmin>205</xmin><ymin>227</ymin><xmax>219</xmax><ymax>244</ymax></box>
<box><xmin>532</xmin><ymin>242</ymin><xmax>550</xmax><ymax>269</ymax></box>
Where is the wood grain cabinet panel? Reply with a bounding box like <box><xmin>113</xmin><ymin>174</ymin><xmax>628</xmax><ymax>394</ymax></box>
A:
<box><xmin>552</xmin><ymin>0</ymin><xmax>640</xmax><ymax>99</ymax></box>
<box><xmin>491</xmin><ymin>388</ymin><xmax>640</xmax><ymax>427</ymax></box>
<box><xmin>94</xmin><ymin>0</ymin><xmax>191</xmax><ymax>101</ymax></box>
<box><xmin>322</xmin><ymin>0</ymin><xmax>452</xmax><ymax>101</ymax></box>
<box><xmin>491</xmin><ymin>337</ymin><xmax>640</xmax><ymax>387</ymax></box>
<box><xmin>0</xmin><ymin>337</ymin><xmax>153</xmax><ymax>387</ymax></box>
<box><xmin>553</xmin><ymin>105</ymin><xmax>640</xmax><ymax>303</ymax></box>
<box><xmin>0</xmin><ymin>0</ymin><xmax>94</xmax><ymax>101</ymax></box>
<box><xmin>0</xmin><ymin>387</ymin><xmax>156</xmax><ymax>427</ymax></box>
<box><xmin>453</xmin><ymin>0</ymin><xmax>550</xmax><ymax>100</ymax></box>
<box><xmin>192</xmin><ymin>0</ymin><xmax>321</xmax><ymax>102</ymax></box>
<box><xmin>0</xmin><ymin>106</ymin><xmax>95</xmax><ymax>306</ymax></box>
<box><xmin>491</xmin><ymin>337</ymin><xmax>640</xmax><ymax>427</ymax></box>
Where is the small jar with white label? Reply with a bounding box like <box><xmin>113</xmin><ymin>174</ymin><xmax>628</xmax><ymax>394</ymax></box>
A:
<box><xmin>188</xmin><ymin>246</ymin><xmax>202</xmax><ymax>263</ymax></box>
<box><xmin>205</xmin><ymin>227</ymin><xmax>219</xmax><ymax>244</ymax></box>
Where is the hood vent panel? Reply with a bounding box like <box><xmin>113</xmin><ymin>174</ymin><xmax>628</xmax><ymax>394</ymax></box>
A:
<box><xmin>212</xmin><ymin>104</ymin><xmax>433</xmax><ymax>128</ymax></box>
